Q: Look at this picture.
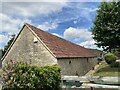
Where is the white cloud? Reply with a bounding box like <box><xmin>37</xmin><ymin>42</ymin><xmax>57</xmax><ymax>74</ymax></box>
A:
<box><xmin>37</xmin><ymin>22</ymin><xmax>58</xmax><ymax>31</ymax></box>
<box><xmin>89</xmin><ymin>8</ymin><xmax>99</xmax><ymax>12</ymax></box>
<box><xmin>64</xmin><ymin>27</ymin><xmax>92</xmax><ymax>40</ymax></box>
<box><xmin>1</xmin><ymin>2</ymin><xmax>66</xmax><ymax>34</ymax></box>
<box><xmin>2</xmin><ymin>2</ymin><xmax>67</xmax><ymax>17</ymax></box>
<box><xmin>79</xmin><ymin>40</ymin><xmax>102</xmax><ymax>50</ymax></box>
<box><xmin>52</xmin><ymin>33</ymin><xmax>62</xmax><ymax>38</ymax></box>
<box><xmin>64</xmin><ymin>3</ymin><xmax>98</xmax><ymax>22</ymax></box>
<box><xmin>79</xmin><ymin>40</ymin><xmax>95</xmax><ymax>48</ymax></box>
<box><xmin>0</xmin><ymin>34</ymin><xmax>9</xmax><ymax>44</ymax></box>
<box><xmin>83</xmin><ymin>8</ymin><xmax>99</xmax><ymax>12</ymax></box>
<box><xmin>0</xmin><ymin>13</ymin><xmax>32</xmax><ymax>34</ymax></box>
<box><xmin>63</xmin><ymin>27</ymin><xmax>101</xmax><ymax>49</ymax></box>
<box><xmin>1</xmin><ymin>2</ymin><xmax>67</xmax><ymax>34</ymax></box>
<box><xmin>73</xmin><ymin>20</ymin><xmax>77</xmax><ymax>24</ymax></box>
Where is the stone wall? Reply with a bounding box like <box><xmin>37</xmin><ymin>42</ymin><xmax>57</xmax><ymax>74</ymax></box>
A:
<box><xmin>57</xmin><ymin>57</ymin><xmax>98</xmax><ymax>76</ymax></box>
<box><xmin>2</xmin><ymin>26</ymin><xmax>57</xmax><ymax>67</ymax></box>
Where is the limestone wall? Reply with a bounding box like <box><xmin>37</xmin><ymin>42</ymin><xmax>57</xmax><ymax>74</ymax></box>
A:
<box><xmin>57</xmin><ymin>57</ymin><xmax>98</xmax><ymax>76</ymax></box>
<box><xmin>2</xmin><ymin>26</ymin><xmax>57</xmax><ymax>67</ymax></box>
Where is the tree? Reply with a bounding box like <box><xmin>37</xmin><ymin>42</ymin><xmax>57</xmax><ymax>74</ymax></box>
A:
<box><xmin>2</xmin><ymin>34</ymin><xmax>15</xmax><ymax>56</ymax></box>
<box><xmin>91</xmin><ymin>1</ymin><xmax>120</xmax><ymax>52</ymax></box>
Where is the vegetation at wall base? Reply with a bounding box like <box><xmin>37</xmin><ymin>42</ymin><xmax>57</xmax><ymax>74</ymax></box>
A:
<box><xmin>2</xmin><ymin>60</ymin><xmax>61</xmax><ymax>90</ymax></box>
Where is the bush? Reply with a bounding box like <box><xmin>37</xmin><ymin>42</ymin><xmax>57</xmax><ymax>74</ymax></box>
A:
<box><xmin>2</xmin><ymin>60</ymin><xmax>61</xmax><ymax>90</ymax></box>
<box><xmin>104</xmin><ymin>53</ymin><xmax>117</xmax><ymax>64</ymax></box>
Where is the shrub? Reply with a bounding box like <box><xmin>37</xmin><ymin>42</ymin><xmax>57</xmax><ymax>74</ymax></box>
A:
<box><xmin>104</xmin><ymin>53</ymin><xmax>118</xmax><ymax>65</ymax></box>
<box><xmin>2</xmin><ymin>60</ymin><xmax>61</xmax><ymax>90</ymax></box>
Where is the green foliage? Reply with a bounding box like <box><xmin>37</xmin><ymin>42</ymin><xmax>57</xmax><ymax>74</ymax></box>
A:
<box><xmin>104</xmin><ymin>53</ymin><xmax>117</xmax><ymax>64</ymax></box>
<box><xmin>2</xmin><ymin>60</ymin><xmax>61</xmax><ymax>90</ymax></box>
<box><xmin>91</xmin><ymin>1</ymin><xmax>120</xmax><ymax>52</ymax></box>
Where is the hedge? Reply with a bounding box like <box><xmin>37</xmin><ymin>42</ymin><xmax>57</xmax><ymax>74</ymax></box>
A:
<box><xmin>2</xmin><ymin>60</ymin><xmax>61</xmax><ymax>90</ymax></box>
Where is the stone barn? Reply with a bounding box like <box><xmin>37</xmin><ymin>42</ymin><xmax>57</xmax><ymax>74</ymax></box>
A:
<box><xmin>2</xmin><ymin>23</ymin><xmax>98</xmax><ymax>76</ymax></box>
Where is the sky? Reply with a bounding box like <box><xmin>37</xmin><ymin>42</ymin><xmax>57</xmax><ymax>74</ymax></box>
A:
<box><xmin>0</xmin><ymin>0</ymin><xmax>102</xmax><ymax>50</ymax></box>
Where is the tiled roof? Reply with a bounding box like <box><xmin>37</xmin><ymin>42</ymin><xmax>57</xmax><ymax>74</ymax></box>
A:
<box><xmin>26</xmin><ymin>23</ymin><xmax>97</xmax><ymax>58</ymax></box>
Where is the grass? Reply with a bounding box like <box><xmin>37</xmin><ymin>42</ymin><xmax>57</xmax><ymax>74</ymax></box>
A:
<box><xmin>93</xmin><ymin>61</ymin><xmax>120</xmax><ymax>76</ymax></box>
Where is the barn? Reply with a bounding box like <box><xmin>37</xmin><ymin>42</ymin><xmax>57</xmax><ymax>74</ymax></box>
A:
<box><xmin>1</xmin><ymin>23</ymin><xmax>98</xmax><ymax>76</ymax></box>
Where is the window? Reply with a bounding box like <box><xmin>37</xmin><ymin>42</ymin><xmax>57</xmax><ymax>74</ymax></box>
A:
<box><xmin>69</xmin><ymin>61</ymin><xmax>71</xmax><ymax>64</ymax></box>
<box><xmin>34</xmin><ymin>37</ymin><xmax>38</xmax><ymax>43</ymax></box>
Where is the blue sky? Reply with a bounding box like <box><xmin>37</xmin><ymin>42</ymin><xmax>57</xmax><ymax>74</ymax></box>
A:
<box><xmin>0</xmin><ymin>1</ymin><xmax>102</xmax><ymax>49</ymax></box>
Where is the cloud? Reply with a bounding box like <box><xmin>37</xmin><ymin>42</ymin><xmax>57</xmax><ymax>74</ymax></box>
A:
<box><xmin>79</xmin><ymin>40</ymin><xmax>95</xmax><ymax>48</ymax></box>
<box><xmin>0</xmin><ymin>13</ymin><xmax>32</xmax><ymax>34</ymax></box>
<box><xmin>1</xmin><ymin>2</ymin><xmax>67</xmax><ymax>34</ymax></box>
<box><xmin>2</xmin><ymin>2</ymin><xmax>67</xmax><ymax>17</ymax></box>
<box><xmin>63</xmin><ymin>3</ymin><xmax>99</xmax><ymax>22</ymax></box>
<box><xmin>82</xmin><ymin>8</ymin><xmax>99</xmax><ymax>12</ymax></box>
<box><xmin>64</xmin><ymin>27</ymin><xmax>92</xmax><ymax>41</ymax></box>
<box><xmin>79</xmin><ymin>40</ymin><xmax>102</xmax><ymax>50</ymax></box>
<box><xmin>0</xmin><ymin>34</ymin><xmax>9</xmax><ymax>45</ymax></box>
<box><xmin>52</xmin><ymin>33</ymin><xmax>62</xmax><ymax>38</ymax></box>
<box><xmin>73</xmin><ymin>20</ymin><xmax>77</xmax><ymax>24</ymax></box>
<box><xmin>37</xmin><ymin>22</ymin><xmax>58</xmax><ymax>31</ymax></box>
<box><xmin>63</xmin><ymin>27</ymin><xmax>101</xmax><ymax>49</ymax></box>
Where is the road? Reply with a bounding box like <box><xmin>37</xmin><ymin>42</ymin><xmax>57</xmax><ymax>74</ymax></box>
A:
<box><xmin>62</xmin><ymin>76</ymin><xmax>120</xmax><ymax>89</ymax></box>
<box><xmin>82</xmin><ymin>83</ymin><xmax>120</xmax><ymax>89</ymax></box>
<box><xmin>62</xmin><ymin>76</ymin><xmax>120</xmax><ymax>82</ymax></box>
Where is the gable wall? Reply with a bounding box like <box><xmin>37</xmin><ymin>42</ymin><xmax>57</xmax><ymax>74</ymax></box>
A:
<box><xmin>2</xmin><ymin>26</ymin><xmax>57</xmax><ymax>67</ymax></box>
<box><xmin>57</xmin><ymin>57</ymin><xmax>98</xmax><ymax>76</ymax></box>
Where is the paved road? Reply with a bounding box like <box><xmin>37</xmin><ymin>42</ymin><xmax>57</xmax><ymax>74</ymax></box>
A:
<box><xmin>82</xmin><ymin>83</ymin><xmax>120</xmax><ymax>89</ymax></box>
<box><xmin>62</xmin><ymin>76</ymin><xmax>120</xmax><ymax>82</ymax></box>
<box><xmin>101</xmin><ymin>77</ymin><xmax>120</xmax><ymax>82</ymax></box>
